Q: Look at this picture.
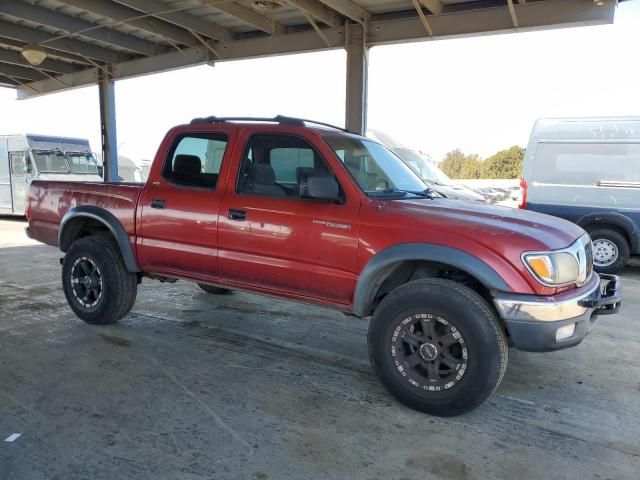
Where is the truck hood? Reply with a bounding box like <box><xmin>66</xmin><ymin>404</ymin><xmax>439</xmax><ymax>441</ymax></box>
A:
<box><xmin>36</xmin><ymin>173</ymin><xmax>103</xmax><ymax>182</ymax></box>
<box><xmin>385</xmin><ymin>197</ymin><xmax>585</xmax><ymax>253</ymax></box>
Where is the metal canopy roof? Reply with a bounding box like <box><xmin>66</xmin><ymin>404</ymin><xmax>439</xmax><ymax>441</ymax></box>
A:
<box><xmin>0</xmin><ymin>0</ymin><xmax>620</xmax><ymax>98</ymax></box>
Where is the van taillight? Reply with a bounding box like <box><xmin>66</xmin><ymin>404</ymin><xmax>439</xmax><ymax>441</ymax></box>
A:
<box><xmin>25</xmin><ymin>202</ymin><xmax>30</xmax><ymax>221</ymax></box>
<box><xmin>518</xmin><ymin>177</ymin><xmax>527</xmax><ymax>209</ymax></box>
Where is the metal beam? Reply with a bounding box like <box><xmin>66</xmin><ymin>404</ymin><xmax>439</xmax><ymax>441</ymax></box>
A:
<box><xmin>0</xmin><ymin>20</ymin><xmax>131</xmax><ymax>63</ymax></box>
<box><xmin>98</xmin><ymin>73</ymin><xmax>118</xmax><ymax>182</ymax></box>
<box><xmin>202</xmin><ymin>1</ymin><xmax>285</xmax><ymax>35</ymax></box>
<box><xmin>286</xmin><ymin>0</ymin><xmax>342</xmax><ymax>27</ymax></box>
<box><xmin>345</xmin><ymin>24</ymin><xmax>367</xmax><ymax>134</ymax></box>
<box><xmin>0</xmin><ymin>75</ymin><xmax>19</xmax><ymax>86</ymax></box>
<box><xmin>17</xmin><ymin>0</ymin><xmax>618</xmax><ymax>98</ymax></box>
<box><xmin>114</xmin><ymin>0</ymin><xmax>232</xmax><ymax>41</ymax></box>
<box><xmin>0</xmin><ymin>48</ymin><xmax>83</xmax><ymax>74</ymax></box>
<box><xmin>507</xmin><ymin>0</ymin><xmax>519</xmax><ymax>28</ymax></box>
<box><xmin>0</xmin><ymin>2</ymin><xmax>163</xmax><ymax>56</ymax></box>
<box><xmin>316</xmin><ymin>0</ymin><xmax>370</xmax><ymax>23</ymax></box>
<box><xmin>61</xmin><ymin>0</ymin><xmax>200</xmax><ymax>47</ymax></box>
<box><xmin>0</xmin><ymin>62</ymin><xmax>47</xmax><ymax>81</ymax></box>
<box><xmin>419</xmin><ymin>0</ymin><xmax>443</xmax><ymax>15</ymax></box>
<box><xmin>412</xmin><ymin>0</ymin><xmax>433</xmax><ymax>36</ymax></box>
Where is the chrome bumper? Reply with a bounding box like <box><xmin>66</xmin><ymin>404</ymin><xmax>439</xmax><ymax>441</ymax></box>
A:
<box><xmin>493</xmin><ymin>274</ymin><xmax>621</xmax><ymax>352</ymax></box>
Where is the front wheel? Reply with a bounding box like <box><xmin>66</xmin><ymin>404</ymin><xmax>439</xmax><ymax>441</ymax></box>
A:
<box><xmin>62</xmin><ymin>236</ymin><xmax>137</xmax><ymax>325</ymax></box>
<box><xmin>368</xmin><ymin>278</ymin><xmax>508</xmax><ymax>416</ymax></box>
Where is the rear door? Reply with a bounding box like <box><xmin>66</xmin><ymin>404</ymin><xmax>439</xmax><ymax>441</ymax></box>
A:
<box><xmin>137</xmin><ymin>129</ymin><xmax>233</xmax><ymax>280</ymax></box>
<box><xmin>0</xmin><ymin>143</ymin><xmax>11</xmax><ymax>213</ymax></box>
<box><xmin>9</xmin><ymin>152</ymin><xmax>34</xmax><ymax>215</ymax></box>
<box><xmin>217</xmin><ymin>129</ymin><xmax>360</xmax><ymax>306</ymax></box>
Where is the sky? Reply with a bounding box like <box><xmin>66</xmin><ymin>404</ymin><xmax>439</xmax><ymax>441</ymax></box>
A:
<box><xmin>1</xmin><ymin>1</ymin><xmax>639</xmax><ymax>164</ymax></box>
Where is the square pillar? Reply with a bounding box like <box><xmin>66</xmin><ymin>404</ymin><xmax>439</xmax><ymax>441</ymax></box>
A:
<box><xmin>345</xmin><ymin>24</ymin><xmax>369</xmax><ymax>135</ymax></box>
<box><xmin>98</xmin><ymin>72</ymin><xmax>118</xmax><ymax>182</ymax></box>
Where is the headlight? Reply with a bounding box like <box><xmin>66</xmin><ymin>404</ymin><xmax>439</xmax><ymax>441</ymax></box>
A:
<box><xmin>523</xmin><ymin>251</ymin><xmax>581</xmax><ymax>286</ymax></box>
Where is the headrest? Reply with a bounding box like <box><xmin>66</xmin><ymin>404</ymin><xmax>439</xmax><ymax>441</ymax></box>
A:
<box><xmin>174</xmin><ymin>154</ymin><xmax>201</xmax><ymax>176</ymax></box>
<box><xmin>296</xmin><ymin>166</ymin><xmax>315</xmax><ymax>184</ymax></box>
<box><xmin>248</xmin><ymin>162</ymin><xmax>276</xmax><ymax>185</ymax></box>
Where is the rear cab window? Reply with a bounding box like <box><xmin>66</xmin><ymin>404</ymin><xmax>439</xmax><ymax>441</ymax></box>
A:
<box><xmin>163</xmin><ymin>133</ymin><xmax>228</xmax><ymax>189</ymax></box>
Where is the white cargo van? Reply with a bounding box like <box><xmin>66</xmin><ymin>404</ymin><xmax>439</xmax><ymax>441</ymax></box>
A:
<box><xmin>0</xmin><ymin>134</ymin><xmax>101</xmax><ymax>215</ymax></box>
<box><xmin>521</xmin><ymin>117</ymin><xmax>640</xmax><ymax>273</ymax></box>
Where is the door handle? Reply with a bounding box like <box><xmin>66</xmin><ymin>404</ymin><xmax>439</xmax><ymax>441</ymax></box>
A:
<box><xmin>228</xmin><ymin>209</ymin><xmax>246</xmax><ymax>221</ymax></box>
<box><xmin>150</xmin><ymin>199</ymin><xmax>165</xmax><ymax>209</ymax></box>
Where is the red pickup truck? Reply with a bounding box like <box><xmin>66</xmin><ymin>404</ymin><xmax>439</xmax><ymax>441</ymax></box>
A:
<box><xmin>26</xmin><ymin>116</ymin><xmax>621</xmax><ymax>416</ymax></box>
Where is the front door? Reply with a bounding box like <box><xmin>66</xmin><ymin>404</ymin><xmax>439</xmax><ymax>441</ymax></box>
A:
<box><xmin>9</xmin><ymin>152</ymin><xmax>33</xmax><ymax>215</ymax></box>
<box><xmin>137</xmin><ymin>130</ymin><xmax>232</xmax><ymax>280</ymax></box>
<box><xmin>217</xmin><ymin>131</ymin><xmax>360</xmax><ymax>306</ymax></box>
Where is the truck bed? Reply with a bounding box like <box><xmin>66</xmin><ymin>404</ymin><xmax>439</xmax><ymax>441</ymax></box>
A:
<box><xmin>27</xmin><ymin>180</ymin><xmax>143</xmax><ymax>249</ymax></box>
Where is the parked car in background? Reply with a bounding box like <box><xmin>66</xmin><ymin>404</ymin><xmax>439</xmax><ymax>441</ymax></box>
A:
<box><xmin>475</xmin><ymin>187</ymin><xmax>503</xmax><ymax>203</ymax></box>
<box><xmin>26</xmin><ymin>115</ymin><xmax>621</xmax><ymax>417</ymax></box>
<box><xmin>368</xmin><ymin>130</ymin><xmax>487</xmax><ymax>202</ymax></box>
<box><xmin>0</xmin><ymin>134</ymin><xmax>100</xmax><ymax>216</ymax></box>
<box><xmin>521</xmin><ymin>116</ymin><xmax>640</xmax><ymax>274</ymax></box>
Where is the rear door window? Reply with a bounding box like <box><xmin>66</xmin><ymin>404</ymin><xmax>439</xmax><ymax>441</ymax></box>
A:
<box><xmin>163</xmin><ymin>133</ymin><xmax>228</xmax><ymax>189</ymax></box>
<box><xmin>10</xmin><ymin>152</ymin><xmax>27</xmax><ymax>176</ymax></box>
<box><xmin>534</xmin><ymin>142</ymin><xmax>640</xmax><ymax>185</ymax></box>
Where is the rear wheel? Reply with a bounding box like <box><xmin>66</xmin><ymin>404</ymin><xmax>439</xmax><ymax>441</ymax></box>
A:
<box><xmin>197</xmin><ymin>283</ymin><xmax>231</xmax><ymax>295</ymax></box>
<box><xmin>590</xmin><ymin>229</ymin><xmax>629</xmax><ymax>274</ymax></box>
<box><xmin>368</xmin><ymin>278</ymin><xmax>508</xmax><ymax>416</ymax></box>
<box><xmin>62</xmin><ymin>236</ymin><xmax>137</xmax><ymax>325</ymax></box>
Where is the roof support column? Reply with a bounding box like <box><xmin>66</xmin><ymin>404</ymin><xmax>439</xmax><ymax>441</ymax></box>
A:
<box><xmin>98</xmin><ymin>72</ymin><xmax>118</xmax><ymax>182</ymax></box>
<box><xmin>345</xmin><ymin>23</ymin><xmax>369</xmax><ymax>135</ymax></box>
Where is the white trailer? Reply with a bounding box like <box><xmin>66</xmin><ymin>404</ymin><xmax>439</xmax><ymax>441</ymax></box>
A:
<box><xmin>0</xmin><ymin>134</ymin><xmax>101</xmax><ymax>215</ymax></box>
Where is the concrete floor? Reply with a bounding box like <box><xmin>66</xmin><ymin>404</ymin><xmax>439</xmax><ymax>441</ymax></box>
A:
<box><xmin>1</xmin><ymin>217</ymin><xmax>639</xmax><ymax>480</ymax></box>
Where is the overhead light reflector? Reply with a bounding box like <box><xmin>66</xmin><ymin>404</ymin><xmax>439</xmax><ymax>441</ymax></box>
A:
<box><xmin>21</xmin><ymin>44</ymin><xmax>47</xmax><ymax>66</ymax></box>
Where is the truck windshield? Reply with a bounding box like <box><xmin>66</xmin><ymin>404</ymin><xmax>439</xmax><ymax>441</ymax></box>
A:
<box><xmin>67</xmin><ymin>151</ymin><xmax>99</xmax><ymax>174</ymax></box>
<box><xmin>32</xmin><ymin>150</ymin><xmax>69</xmax><ymax>173</ymax></box>
<box><xmin>323</xmin><ymin>135</ymin><xmax>428</xmax><ymax>197</ymax></box>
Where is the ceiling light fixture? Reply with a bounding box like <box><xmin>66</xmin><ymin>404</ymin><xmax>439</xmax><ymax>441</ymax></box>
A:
<box><xmin>252</xmin><ymin>1</ymin><xmax>285</xmax><ymax>11</ymax></box>
<box><xmin>21</xmin><ymin>44</ymin><xmax>47</xmax><ymax>66</ymax></box>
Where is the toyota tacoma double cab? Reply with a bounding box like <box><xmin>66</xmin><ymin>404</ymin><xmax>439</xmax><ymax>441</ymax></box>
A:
<box><xmin>26</xmin><ymin>116</ymin><xmax>622</xmax><ymax>416</ymax></box>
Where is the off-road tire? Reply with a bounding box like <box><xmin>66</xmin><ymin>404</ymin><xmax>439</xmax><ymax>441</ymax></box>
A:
<box><xmin>589</xmin><ymin>229</ymin><xmax>629</xmax><ymax>275</ymax></box>
<box><xmin>198</xmin><ymin>283</ymin><xmax>232</xmax><ymax>295</ymax></box>
<box><xmin>368</xmin><ymin>278</ymin><xmax>508</xmax><ymax>417</ymax></box>
<box><xmin>62</xmin><ymin>236</ymin><xmax>137</xmax><ymax>325</ymax></box>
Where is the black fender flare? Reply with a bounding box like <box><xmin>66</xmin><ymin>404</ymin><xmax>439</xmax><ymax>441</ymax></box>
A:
<box><xmin>576</xmin><ymin>211</ymin><xmax>639</xmax><ymax>252</ymax></box>
<box><xmin>352</xmin><ymin>243</ymin><xmax>510</xmax><ymax>318</ymax></box>
<box><xmin>58</xmin><ymin>205</ymin><xmax>140</xmax><ymax>272</ymax></box>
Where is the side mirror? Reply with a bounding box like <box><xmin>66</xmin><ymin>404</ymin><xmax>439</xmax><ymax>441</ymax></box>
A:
<box><xmin>300</xmin><ymin>173</ymin><xmax>340</xmax><ymax>201</ymax></box>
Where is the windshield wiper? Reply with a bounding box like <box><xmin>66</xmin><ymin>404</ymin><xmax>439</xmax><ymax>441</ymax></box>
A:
<box><xmin>373</xmin><ymin>188</ymin><xmax>440</xmax><ymax>199</ymax></box>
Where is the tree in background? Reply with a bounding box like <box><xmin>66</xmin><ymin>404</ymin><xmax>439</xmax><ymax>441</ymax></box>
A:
<box><xmin>440</xmin><ymin>149</ymin><xmax>481</xmax><ymax>179</ymax></box>
<box><xmin>440</xmin><ymin>146</ymin><xmax>524</xmax><ymax>179</ymax></box>
<box><xmin>481</xmin><ymin>146</ymin><xmax>525</xmax><ymax>179</ymax></box>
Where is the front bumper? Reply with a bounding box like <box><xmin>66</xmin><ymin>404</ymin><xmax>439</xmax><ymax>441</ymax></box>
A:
<box><xmin>493</xmin><ymin>274</ymin><xmax>621</xmax><ymax>352</ymax></box>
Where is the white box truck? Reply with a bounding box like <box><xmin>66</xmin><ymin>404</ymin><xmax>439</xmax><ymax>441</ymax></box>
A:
<box><xmin>0</xmin><ymin>134</ymin><xmax>101</xmax><ymax>215</ymax></box>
